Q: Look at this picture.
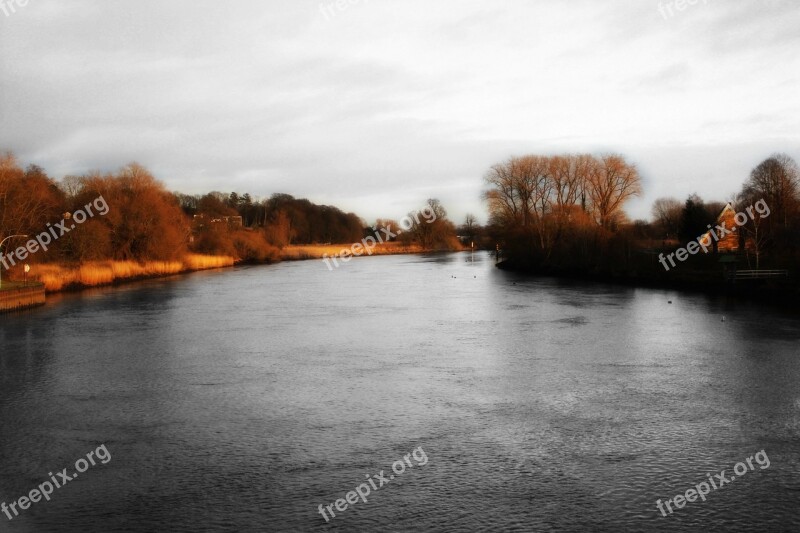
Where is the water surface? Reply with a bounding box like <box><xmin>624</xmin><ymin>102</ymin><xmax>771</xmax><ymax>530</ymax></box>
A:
<box><xmin>1</xmin><ymin>252</ymin><xmax>799</xmax><ymax>531</ymax></box>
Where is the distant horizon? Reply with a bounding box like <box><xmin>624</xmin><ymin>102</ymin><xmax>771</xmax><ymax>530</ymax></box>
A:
<box><xmin>3</xmin><ymin>146</ymin><xmax>796</xmax><ymax>227</ymax></box>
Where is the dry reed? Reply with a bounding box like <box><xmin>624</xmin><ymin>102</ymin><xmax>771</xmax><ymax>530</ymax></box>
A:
<box><xmin>30</xmin><ymin>254</ymin><xmax>234</xmax><ymax>292</ymax></box>
<box><xmin>280</xmin><ymin>242</ymin><xmax>425</xmax><ymax>261</ymax></box>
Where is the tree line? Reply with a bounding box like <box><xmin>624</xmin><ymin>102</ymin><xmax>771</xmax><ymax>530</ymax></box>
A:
<box><xmin>648</xmin><ymin>154</ymin><xmax>799</xmax><ymax>270</ymax></box>
<box><xmin>484</xmin><ymin>153</ymin><xmax>642</xmax><ymax>267</ymax></box>
<box><xmin>484</xmin><ymin>151</ymin><xmax>800</xmax><ymax>279</ymax></box>
<box><xmin>0</xmin><ymin>153</ymin><xmax>460</xmax><ymax>272</ymax></box>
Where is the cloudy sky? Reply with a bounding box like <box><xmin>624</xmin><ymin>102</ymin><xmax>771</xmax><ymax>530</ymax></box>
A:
<box><xmin>1</xmin><ymin>0</ymin><xmax>798</xmax><ymax>223</ymax></box>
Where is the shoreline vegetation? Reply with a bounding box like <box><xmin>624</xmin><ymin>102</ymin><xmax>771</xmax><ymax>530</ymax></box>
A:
<box><xmin>484</xmin><ymin>152</ymin><xmax>800</xmax><ymax>309</ymax></box>
<box><xmin>1</xmin><ymin>153</ymin><xmax>464</xmax><ymax>296</ymax></box>
<box><xmin>7</xmin><ymin>148</ymin><xmax>797</xmax><ymax>310</ymax></box>
<box><xmin>28</xmin><ymin>254</ymin><xmax>235</xmax><ymax>293</ymax></box>
<box><xmin>19</xmin><ymin>243</ymin><xmax>454</xmax><ymax>294</ymax></box>
<box><xmin>279</xmin><ymin>242</ymin><xmax>436</xmax><ymax>261</ymax></box>
<box><xmin>496</xmin><ymin>256</ymin><xmax>800</xmax><ymax>309</ymax></box>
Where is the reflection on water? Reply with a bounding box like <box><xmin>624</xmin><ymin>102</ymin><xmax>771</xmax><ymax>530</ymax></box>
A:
<box><xmin>1</xmin><ymin>252</ymin><xmax>799</xmax><ymax>532</ymax></box>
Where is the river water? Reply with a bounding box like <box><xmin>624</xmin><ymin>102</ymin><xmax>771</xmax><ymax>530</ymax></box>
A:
<box><xmin>0</xmin><ymin>252</ymin><xmax>799</xmax><ymax>532</ymax></box>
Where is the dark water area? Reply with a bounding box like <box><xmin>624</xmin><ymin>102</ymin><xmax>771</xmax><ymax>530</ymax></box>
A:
<box><xmin>1</xmin><ymin>252</ymin><xmax>799</xmax><ymax>532</ymax></box>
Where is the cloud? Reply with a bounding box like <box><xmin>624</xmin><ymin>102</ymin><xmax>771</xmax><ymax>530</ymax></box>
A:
<box><xmin>1</xmin><ymin>0</ymin><xmax>798</xmax><ymax>223</ymax></box>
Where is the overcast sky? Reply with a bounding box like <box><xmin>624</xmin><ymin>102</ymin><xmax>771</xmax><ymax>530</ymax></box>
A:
<box><xmin>1</xmin><ymin>0</ymin><xmax>798</xmax><ymax>223</ymax></box>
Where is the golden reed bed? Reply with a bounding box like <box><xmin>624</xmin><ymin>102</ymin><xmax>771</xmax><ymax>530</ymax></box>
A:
<box><xmin>26</xmin><ymin>244</ymin><xmax>446</xmax><ymax>293</ymax></box>
<box><xmin>30</xmin><ymin>254</ymin><xmax>234</xmax><ymax>292</ymax></box>
<box><xmin>280</xmin><ymin>242</ymin><xmax>426</xmax><ymax>261</ymax></box>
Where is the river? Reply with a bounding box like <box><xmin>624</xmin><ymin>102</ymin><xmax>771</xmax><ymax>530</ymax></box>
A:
<box><xmin>1</xmin><ymin>252</ymin><xmax>798</xmax><ymax>532</ymax></box>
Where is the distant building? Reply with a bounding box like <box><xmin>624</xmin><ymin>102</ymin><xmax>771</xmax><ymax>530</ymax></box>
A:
<box><xmin>700</xmin><ymin>203</ymin><xmax>751</xmax><ymax>254</ymax></box>
<box><xmin>700</xmin><ymin>204</ymin><xmax>737</xmax><ymax>253</ymax></box>
<box><xmin>193</xmin><ymin>214</ymin><xmax>243</xmax><ymax>228</ymax></box>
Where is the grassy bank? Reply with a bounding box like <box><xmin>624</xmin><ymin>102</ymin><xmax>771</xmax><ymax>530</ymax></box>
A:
<box><xmin>28</xmin><ymin>254</ymin><xmax>235</xmax><ymax>292</ymax></box>
<box><xmin>280</xmin><ymin>242</ymin><xmax>435</xmax><ymax>261</ymax></box>
<box><xmin>6</xmin><ymin>243</ymin><xmax>455</xmax><ymax>296</ymax></box>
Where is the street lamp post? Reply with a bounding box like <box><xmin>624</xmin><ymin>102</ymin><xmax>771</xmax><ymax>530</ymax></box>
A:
<box><xmin>0</xmin><ymin>234</ymin><xmax>29</xmax><ymax>289</ymax></box>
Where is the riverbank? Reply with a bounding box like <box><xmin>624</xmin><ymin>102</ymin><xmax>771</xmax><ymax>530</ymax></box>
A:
<box><xmin>279</xmin><ymin>242</ymin><xmax>437</xmax><ymax>261</ymax></box>
<box><xmin>6</xmin><ymin>244</ymin><xmax>454</xmax><ymax>296</ymax></box>
<box><xmin>26</xmin><ymin>254</ymin><xmax>235</xmax><ymax>293</ymax></box>
<box><xmin>0</xmin><ymin>282</ymin><xmax>46</xmax><ymax>313</ymax></box>
<box><xmin>497</xmin><ymin>256</ymin><xmax>800</xmax><ymax>311</ymax></box>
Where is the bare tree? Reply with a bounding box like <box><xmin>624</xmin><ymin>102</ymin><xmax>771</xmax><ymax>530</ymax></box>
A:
<box><xmin>586</xmin><ymin>155</ymin><xmax>642</xmax><ymax>230</ymax></box>
<box><xmin>484</xmin><ymin>158</ymin><xmax>523</xmax><ymax>228</ymax></box>
<box><xmin>463</xmin><ymin>213</ymin><xmax>477</xmax><ymax>233</ymax></box>
<box><xmin>460</xmin><ymin>213</ymin><xmax>478</xmax><ymax>243</ymax></box>
<box><xmin>484</xmin><ymin>155</ymin><xmax>565</xmax><ymax>255</ymax></box>
<box><xmin>743</xmin><ymin>153</ymin><xmax>799</xmax><ymax>230</ymax></box>
<box><xmin>548</xmin><ymin>154</ymin><xmax>593</xmax><ymax>243</ymax></box>
<box><xmin>409</xmin><ymin>198</ymin><xmax>456</xmax><ymax>249</ymax></box>
<box><xmin>651</xmin><ymin>197</ymin><xmax>683</xmax><ymax>239</ymax></box>
<box><xmin>549</xmin><ymin>155</ymin><xmax>583</xmax><ymax>216</ymax></box>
